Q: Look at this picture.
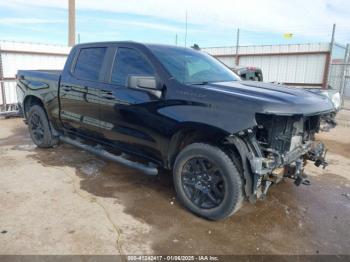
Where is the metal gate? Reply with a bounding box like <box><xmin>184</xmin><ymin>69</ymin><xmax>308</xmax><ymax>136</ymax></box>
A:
<box><xmin>343</xmin><ymin>65</ymin><xmax>350</xmax><ymax>98</ymax></box>
<box><xmin>328</xmin><ymin>42</ymin><xmax>350</xmax><ymax>109</ymax></box>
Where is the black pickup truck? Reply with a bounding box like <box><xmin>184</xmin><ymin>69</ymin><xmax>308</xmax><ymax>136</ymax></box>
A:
<box><xmin>16</xmin><ymin>41</ymin><xmax>335</xmax><ymax>220</ymax></box>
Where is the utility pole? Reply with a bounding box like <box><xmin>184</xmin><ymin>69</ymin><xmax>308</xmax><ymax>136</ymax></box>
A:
<box><xmin>185</xmin><ymin>10</ymin><xmax>188</xmax><ymax>47</ymax></box>
<box><xmin>68</xmin><ymin>0</ymin><xmax>76</xmax><ymax>47</ymax></box>
<box><xmin>323</xmin><ymin>23</ymin><xmax>336</xmax><ymax>89</ymax></box>
<box><xmin>235</xmin><ymin>28</ymin><xmax>240</xmax><ymax>66</ymax></box>
<box><xmin>340</xmin><ymin>43</ymin><xmax>349</xmax><ymax>107</ymax></box>
<box><xmin>175</xmin><ymin>34</ymin><xmax>178</xmax><ymax>46</ymax></box>
<box><xmin>329</xmin><ymin>23</ymin><xmax>336</xmax><ymax>62</ymax></box>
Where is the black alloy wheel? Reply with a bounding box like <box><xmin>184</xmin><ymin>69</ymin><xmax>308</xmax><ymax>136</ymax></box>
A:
<box><xmin>181</xmin><ymin>157</ymin><xmax>225</xmax><ymax>209</ymax></box>
<box><xmin>173</xmin><ymin>143</ymin><xmax>244</xmax><ymax>220</ymax></box>
<box><xmin>27</xmin><ymin>105</ymin><xmax>59</xmax><ymax>148</ymax></box>
<box><xmin>29</xmin><ymin>111</ymin><xmax>45</xmax><ymax>144</ymax></box>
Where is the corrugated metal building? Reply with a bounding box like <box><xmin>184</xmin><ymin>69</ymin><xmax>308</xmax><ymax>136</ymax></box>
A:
<box><xmin>0</xmin><ymin>41</ymin><xmax>70</xmax><ymax>108</ymax></box>
<box><xmin>202</xmin><ymin>43</ymin><xmax>331</xmax><ymax>88</ymax></box>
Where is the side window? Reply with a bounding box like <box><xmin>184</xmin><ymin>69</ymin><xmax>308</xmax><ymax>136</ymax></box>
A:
<box><xmin>74</xmin><ymin>47</ymin><xmax>107</xmax><ymax>81</ymax></box>
<box><xmin>111</xmin><ymin>48</ymin><xmax>155</xmax><ymax>86</ymax></box>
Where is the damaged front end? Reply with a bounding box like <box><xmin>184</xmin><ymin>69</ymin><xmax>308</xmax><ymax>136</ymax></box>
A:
<box><xmin>226</xmin><ymin>113</ymin><xmax>329</xmax><ymax>202</ymax></box>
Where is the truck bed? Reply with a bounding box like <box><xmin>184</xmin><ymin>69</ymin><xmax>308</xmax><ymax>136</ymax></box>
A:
<box><xmin>16</xmin><ymin>70</ymin><xmax>62</xmax><ymax>121</ymax></box>
<box><xmin>17</xmin><ymin>70</ymin><xmax>62</xmax><ymax>82</ymax></box>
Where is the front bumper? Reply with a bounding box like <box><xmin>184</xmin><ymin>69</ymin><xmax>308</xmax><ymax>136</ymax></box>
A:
<box><xmin>249</xmin><ymin>140</ymin><xmax>327</xmax><ymax>176</ymax></box>
<box><xmin>227</xmin><ymin>134</ymin><xmax>328</xmax><ymax>201</ymax></box>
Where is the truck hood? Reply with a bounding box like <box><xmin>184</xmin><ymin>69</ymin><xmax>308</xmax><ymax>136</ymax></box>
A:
<box><xmin>201</xmin><ymin>80</ymin><xmax>335</xmax><ymax>116</ymax></box>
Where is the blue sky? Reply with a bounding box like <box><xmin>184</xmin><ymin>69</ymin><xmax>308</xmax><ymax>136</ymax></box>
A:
<box><xmin>0</xmin><ymin>0</ymin><xmax>349</xmax><ymax>48</ymax></box>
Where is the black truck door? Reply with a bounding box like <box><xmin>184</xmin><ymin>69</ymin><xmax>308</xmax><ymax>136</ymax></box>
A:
<box><xmin>59</xmin><ymin>46</ymin><xmax>108</xmax><ymax>139</ymax></box>
<box><xmin>97</xmin><ymin>46</ymin><xmax>164</xmax><ymax>161</ymax></box>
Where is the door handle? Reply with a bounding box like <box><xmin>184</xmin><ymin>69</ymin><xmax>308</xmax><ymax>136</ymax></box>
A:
<box><xmin>62</xmin><ymin>86</ymin><xmax>72</xmax><ymax>92</ymax></box>
<box><xmin>101</xmin><ymin>93</ymin><xmax>115</xmax><ymax>100</ymax></box>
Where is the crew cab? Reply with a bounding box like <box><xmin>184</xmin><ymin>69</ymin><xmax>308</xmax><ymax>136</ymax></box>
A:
<box><xmin>16</xmin><ymin>41</ymin><xmax>335</xmax><ymax>220</ymax></box>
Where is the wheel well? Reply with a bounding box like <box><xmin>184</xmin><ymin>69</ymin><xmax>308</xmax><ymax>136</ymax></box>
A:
<box><xmin>23</xmin><ymin>96</ymin><xmax>44</xmax><ymax>118</ymax></box>
<box><xmin>167</xmin><ymin>125</ymin><xmax>243</xmax><ymax>170</ymax></box>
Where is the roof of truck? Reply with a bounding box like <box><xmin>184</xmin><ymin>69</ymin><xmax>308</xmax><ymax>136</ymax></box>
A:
<box><xmin>73</xmin><ymin>41</ymin><xmax>190</xmax><ymax>51</ymax></box>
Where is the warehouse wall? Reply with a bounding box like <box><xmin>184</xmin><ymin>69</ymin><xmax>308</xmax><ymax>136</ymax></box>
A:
<box><xmin>239</xmin><ymin>54</ymin><xmax>326</xmax><ymax>84</ymax></box>
<box><xmin>203</xmin><ymin>43</ymin><xmax>330</xmax><ymax>87</ymax></box>
<box><xmin>0</xmin><ymin>41</ymin><xmax>70</xmax><ymax>106</ymax></box>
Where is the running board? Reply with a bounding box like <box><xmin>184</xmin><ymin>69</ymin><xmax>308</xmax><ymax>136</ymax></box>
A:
<box><xmin>59</xmin><ymin>136</ymin><xmax>158</xmax><ymax>176</ymax></box>
<box><xmin>0</xmin><ymin>110</ymin><xmax>20</xmax><ymax>118</ymax></box>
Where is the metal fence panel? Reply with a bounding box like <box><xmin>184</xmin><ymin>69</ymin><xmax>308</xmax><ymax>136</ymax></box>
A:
<box><xmin>0</xmin><ymin>41</ymin><xmax>70</xmax><ymax>113</ymax></box>
<box><xmin>1</xmin><ymin>53</ymin><xmax>67</xmax><ymax>78</ymax></box>
<box><xmin>203</xmin><ymin>43</ymin><xmax>330</xmax><ymax>56</ymax></box>
<box><xmin>224</xmin><ymin>53</ymin><xmax>326</xmax><ymax>84</ymax></box>
<box><xmin>345</xmin><ymin>77</ymin><xmax>350</xmax><ymax>97</ymax></box>
<box><xmin>4</xmin><ymin>81</ymin><xmax>17</xmax><ymax>104</ymax></box>
<box><xmin>0</xmin><ymin>80</ymin><xmax>18</xmax><ymax>112</ymax></box>
<box><xmin>203</xmin><ymin>43</ymin><xmax>330</xmax><ymax>87</ymax></box>
<box><xmin>328</xmin><ymin>64</ymin><xmax>344</xmax><ymax>90</ymax></box>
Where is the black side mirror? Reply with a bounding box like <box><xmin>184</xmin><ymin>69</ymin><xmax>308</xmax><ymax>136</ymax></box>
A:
<box><xmin>127</xmin><ymin>75</ymin><xmax>157</xmax><ymax>90</ymax></box>
<box><xmin>127</xmin><ymin>75</ymin><xmax>161</xmax><ymax>98</ymax></box>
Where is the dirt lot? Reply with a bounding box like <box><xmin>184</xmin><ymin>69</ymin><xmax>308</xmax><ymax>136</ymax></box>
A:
<box><xmin>0</xmin><ymin>115</ymin><xmax>350</xmax><ymax>255</ymax></box>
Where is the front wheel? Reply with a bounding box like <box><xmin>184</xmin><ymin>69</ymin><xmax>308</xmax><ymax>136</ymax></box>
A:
<box><xmin>173</xmin><ymin>143</ymin><xmax>243</xmax><ymax>220</ymax></box>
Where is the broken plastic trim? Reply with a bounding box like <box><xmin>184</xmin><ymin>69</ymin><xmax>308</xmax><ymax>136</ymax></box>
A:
<box><xmin>227</xmin><ymin>131</ymin><xmax>328</xmax><ymax>200</ymax></box>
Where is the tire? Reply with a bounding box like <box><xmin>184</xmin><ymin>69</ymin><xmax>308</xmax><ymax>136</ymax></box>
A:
<box><xmin>173</xmin><ymin>143</ymin><xmax>243</xmax><ymax>220</ymax></box>
<box><xmin>27</xmin><ymin>105</ymin><xmax>59</xmax><ymax>148</ymax></box>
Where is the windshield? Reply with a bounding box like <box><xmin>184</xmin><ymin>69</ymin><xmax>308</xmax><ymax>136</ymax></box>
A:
<box><xmin>148</xmin><ymin>46</ymin><xmax>239</xmax><ymax>84</ymax></box>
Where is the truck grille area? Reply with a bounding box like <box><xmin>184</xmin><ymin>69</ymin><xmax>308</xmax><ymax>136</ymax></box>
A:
<box><xmin>255</xmin><ymin>114</ymin><xmax>320</xmax><ymax>155</ymax></box>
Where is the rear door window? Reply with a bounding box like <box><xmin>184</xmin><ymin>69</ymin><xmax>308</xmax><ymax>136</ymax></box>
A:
<box><xmin>74</xmin><ymin>47</ymin><xmax>107</xmax><ymax>81</ymax></box>
<box><xmin>111</xmin><ymin>48</ymin><xmax>155</xmax><ymax>86</ymax></box>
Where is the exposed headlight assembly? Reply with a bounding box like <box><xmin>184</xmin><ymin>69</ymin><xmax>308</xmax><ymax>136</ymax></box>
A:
<box><xmin>331</xmin><ymin>92</ymin><xmax>341</xmax><ymax>110</ymax></box>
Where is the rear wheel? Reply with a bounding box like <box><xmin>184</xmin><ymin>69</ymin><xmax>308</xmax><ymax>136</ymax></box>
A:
<box><xmin>173</xmin><ymin>143</ymin><xmax>243</xmax><ymax>220</ymax></box>
<box><xmin>27</xmin><ymin>105</ymin><xmax>59</xmax><ymax>148</ymax></box>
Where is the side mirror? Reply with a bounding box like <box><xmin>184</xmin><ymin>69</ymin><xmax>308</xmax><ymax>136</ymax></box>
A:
<box><xmin>127</xmin><ymin>75</ymin><xmax>157</xmax><ymax>90</ymax></box>
<box><xmin>127</xmin><ymin>75</ymin><xmax>161</xmax><ymax>98</ymax></box>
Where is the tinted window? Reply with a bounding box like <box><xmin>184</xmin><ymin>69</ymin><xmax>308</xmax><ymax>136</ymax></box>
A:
<box><xmin>111</xmin><ymin>48</ymin><xmax>154</xmax><ymax>86</ymax></box>
<box><xmin>74</xmin><ymin>47</ymin><xmax>107</xmax><ymax>81</ymax></box>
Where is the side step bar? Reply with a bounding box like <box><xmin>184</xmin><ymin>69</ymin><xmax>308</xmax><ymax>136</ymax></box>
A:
<box><xmin>0</xmin><ymin>110</ymin><xmax>20</xmax><ymax>118</ymax></box>
<box><xmin>59</xmin><ymin>136</ymin><xmax>158</xmax><ymax>176</ymax></box>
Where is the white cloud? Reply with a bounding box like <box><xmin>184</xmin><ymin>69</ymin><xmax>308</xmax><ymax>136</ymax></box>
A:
<box><xmin>101</xmin><ymin>19</ymin><xmax>202</xmax><ymax>33</ymax></box>
<box><xmin>0</xmin><ymin>18</ymin><xmax>64</xmax><ymax>25</ymax></box>
<box><xmin>2</xmin><ymin>0</ymin><xmax>350</xmax><ymax>41</ymax></box>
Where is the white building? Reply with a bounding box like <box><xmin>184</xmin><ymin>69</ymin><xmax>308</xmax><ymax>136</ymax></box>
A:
<box><xmin>0</xmin><ymin>41</ymin><xmax>70</xmax><ymax>109</ymax></box>
<box><xmin>203</xmin><ymin>43</ymin><xmax>331</xmax><ymax>88</ymax></box>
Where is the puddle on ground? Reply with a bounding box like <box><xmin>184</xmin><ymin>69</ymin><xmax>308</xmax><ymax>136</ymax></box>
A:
<box><xmin>12</xmin><ymin>144</ymin><xmax>37</xmax><ymax>151</ymax></box>
<box><xmin>2</xmin><ymin>118</ymin><xmax>350</xmax><ymax>254</ymax></box>
<box><xmin>78</xmin><ymin>159</ymin><xmax>106</xmax><ymax>177</ymax></box>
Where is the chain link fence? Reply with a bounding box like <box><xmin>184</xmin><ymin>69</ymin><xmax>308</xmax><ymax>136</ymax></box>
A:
<box><xmin>328</xmin><ymin>43</ymin><xmax>350</xmax><ymax>109</ymax></box>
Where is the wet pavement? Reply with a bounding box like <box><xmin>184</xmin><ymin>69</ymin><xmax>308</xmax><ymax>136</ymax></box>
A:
<box><xmin>0</xmin><ymin>118</ymin><xmax>349</xmax><ymax>255</ymax></box>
